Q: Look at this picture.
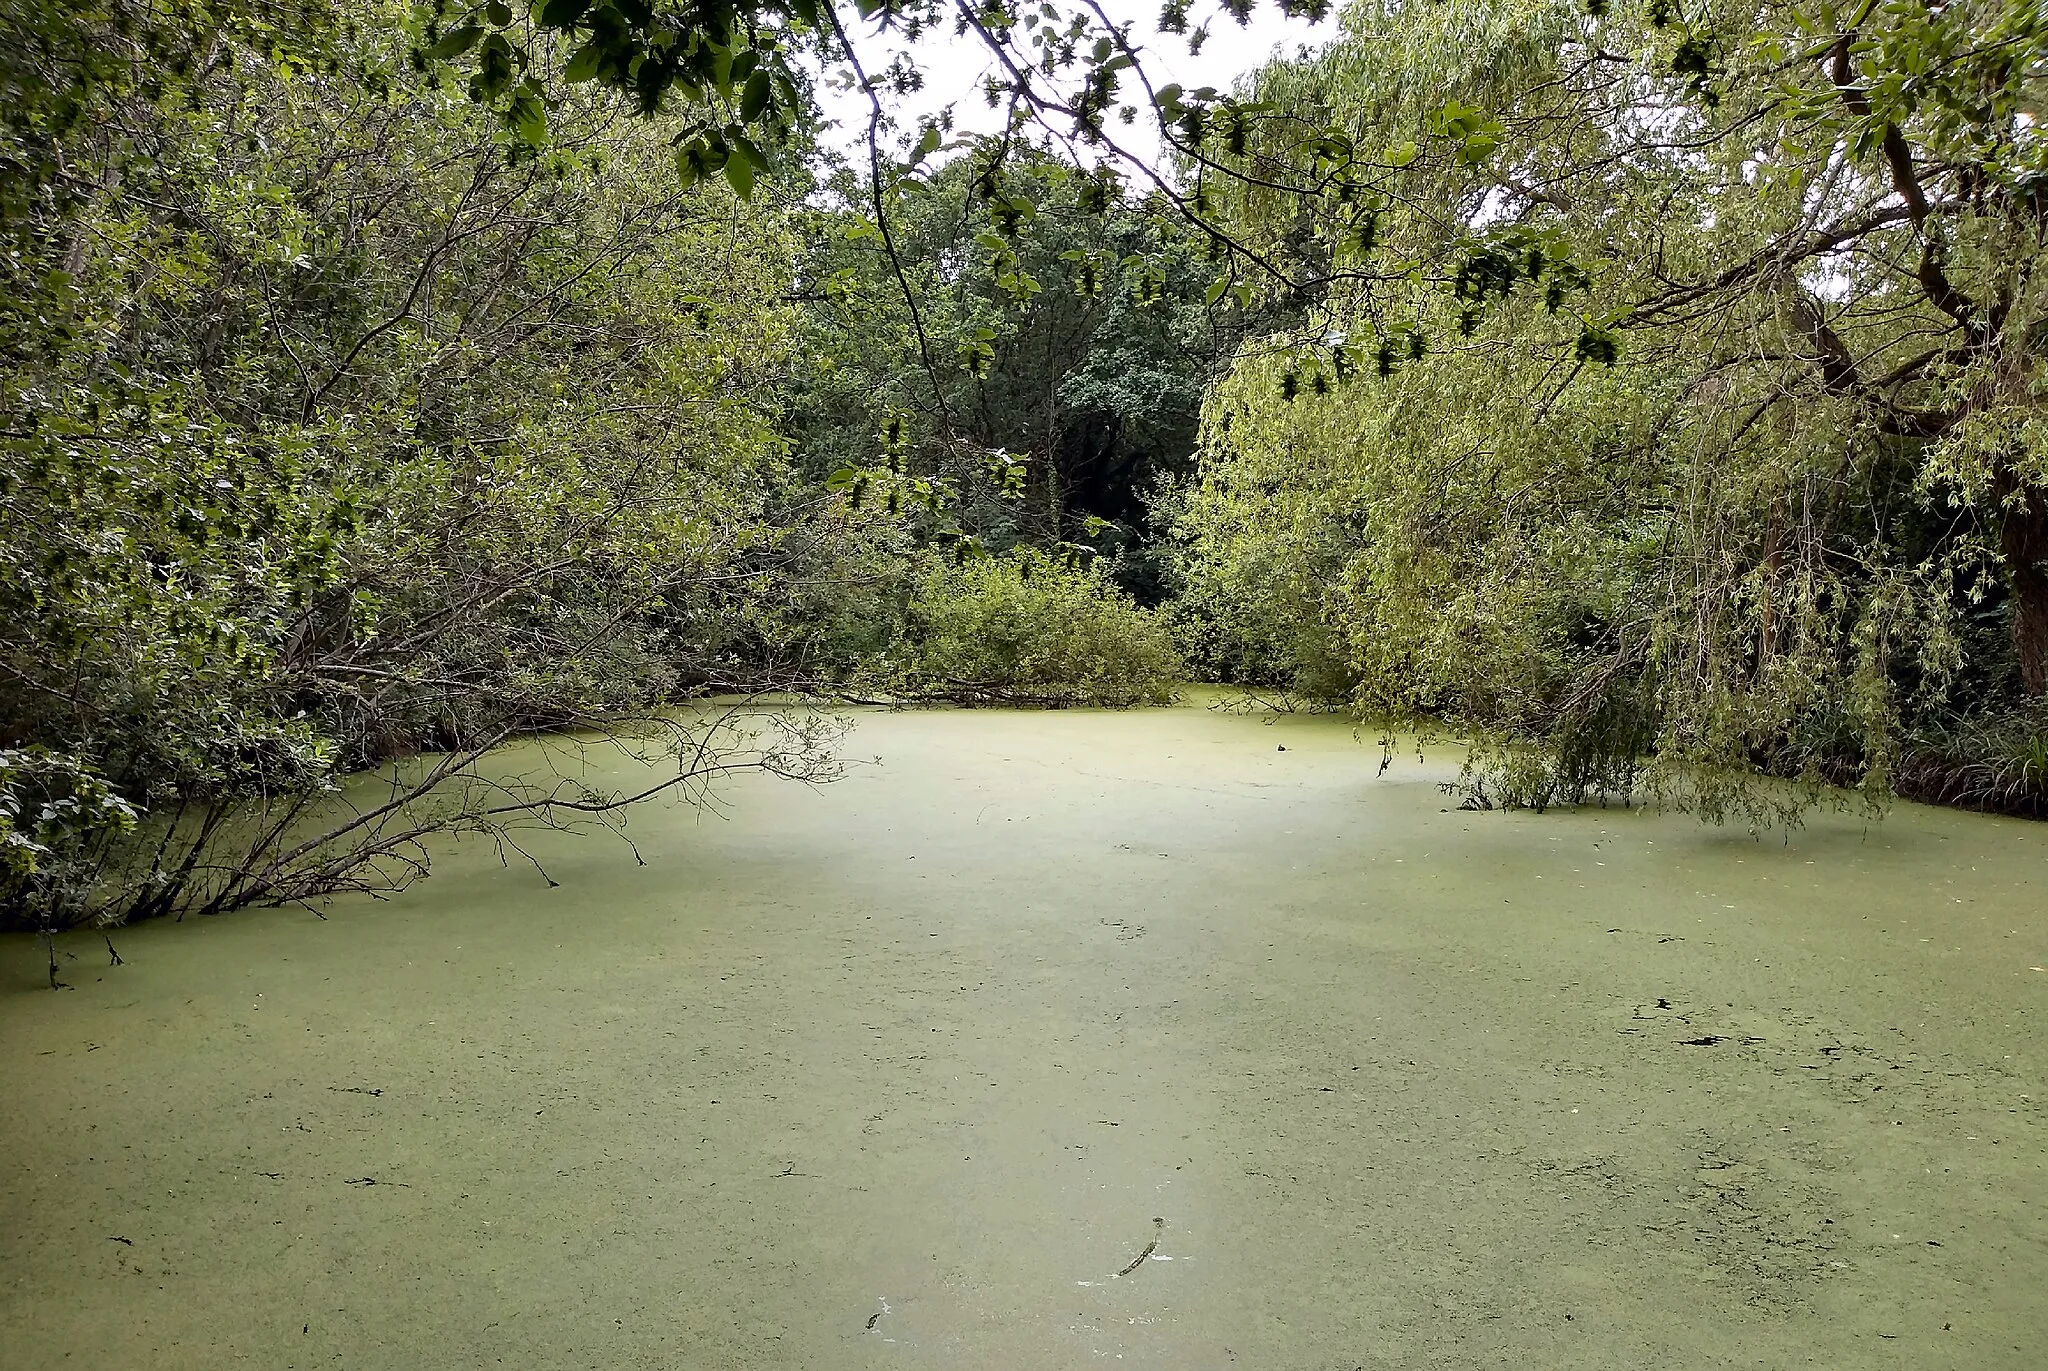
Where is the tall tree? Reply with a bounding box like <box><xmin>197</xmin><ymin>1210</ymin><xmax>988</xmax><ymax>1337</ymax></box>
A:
<box><xmin>790</xmin><ymin>144</ymin><xmax>1266</xmax><ymax>585</ymax></box>
<box><xmin>1178</xmin><ymin>0</ymin><xmax>2048</xmax><ymax>818</ymax></box>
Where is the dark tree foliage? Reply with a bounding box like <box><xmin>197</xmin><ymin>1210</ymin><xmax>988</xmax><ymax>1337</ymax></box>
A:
<box><xmin>789</xmin><ymin>144</ymin><xmax>1293</xmax><ymax>598</ymax></box>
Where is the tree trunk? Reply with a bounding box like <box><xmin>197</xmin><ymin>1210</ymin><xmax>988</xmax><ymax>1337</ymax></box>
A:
<box><xmin>2001</xmin><ymin>494</ymin><xmax>2048</xmax><ymax>696</ymax></box>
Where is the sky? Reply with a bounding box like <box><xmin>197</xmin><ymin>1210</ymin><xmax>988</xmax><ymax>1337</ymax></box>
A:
<box><xmin>808</xmin><ymin>0</ymin><xmax>1340</xmax><ymax>171</ymax></box>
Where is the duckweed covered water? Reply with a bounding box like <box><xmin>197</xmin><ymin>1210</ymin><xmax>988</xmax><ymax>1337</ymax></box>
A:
<box><xmin>3</xmin><ymin>705</ymin><xmax>2044</xmax><ymax>1368</ymax></box>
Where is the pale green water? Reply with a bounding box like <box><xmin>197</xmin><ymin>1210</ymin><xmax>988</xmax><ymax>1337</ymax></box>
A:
<box><xmin>3</xmin><ymin>705</ymin><xmax>2045</xmax><ymax>1369</ymax></box>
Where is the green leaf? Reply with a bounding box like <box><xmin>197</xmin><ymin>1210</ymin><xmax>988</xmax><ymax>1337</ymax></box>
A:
<box><xmin>1386</xmin><ymin>139</ymin><xmax>1418</xmax><ymax>167</ymax></box>
<box><xmin>740</xmin><ymin>70</ymin><xmax>772</xmax><ymax>123</ymax></box>
<box><xmin>958</xmin><ymin>338</ymin><xmax>995</xmax><ymax>376</ymax></box>
<box><xmin>536</xmin><ymin>0</ymin><xmax>592</xmax><ymax>28</ymax></box>
<box><xmin>1204</xmin><ymin>273</ymin><xmax>1230</xmax><ymax>305</ymax></box>
<box><xmin>1430</xmin><ymin>99</ymin><xmax>1481</xmax><ymax>136</ymax></box>
<box><xmin>562</xmin><ymin>42</ymin><xmax>603</xmax><ymax>82</ymax></box>
<box><xmin>1457</xmin><ymin>132</ymin><xmax>1500</xmax><ymax>166</ymax></box>
<box><xmin>509</xmin><ymin>93</ymin><xmax>548</xmax><ymax>147</ymax></box>
<box><xmin>730</xmin><ymin>132</ymin><xmax>769</xmax><ymax>172</ymax></box>
<box><xmin>485</xmin><ymin>0</ymin><xmax>513</xmax><ymax>25</ymax></box>
<box><xmin>468</xmin><ymin>34</ymin><xmax>517</xmax><ymax>100</ymax></box>
<box><xmin>724</xmin><ymin>153</ymin><xmax>754</xmax><ymax>197</ymax></box>
<box><xmin>428</xmin><ymin>23</ymin><xmax>483</xmax><ymax>59</ymax></box>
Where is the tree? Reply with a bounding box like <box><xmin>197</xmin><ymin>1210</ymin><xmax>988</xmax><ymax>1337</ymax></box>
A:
<box><xmin>1</xmin><ymin>0</ymin><xmax>860</xmax><ymax>940</ymax></box>
<box><xmin>789</xmin><ymin>143</ymin><xmax>1270</xmax><ymax>589</ymax></box>
<box><xmin>1178</xmin><ymin>0</ymin><xmax>2048</xmax><ymax>819</ymax></box>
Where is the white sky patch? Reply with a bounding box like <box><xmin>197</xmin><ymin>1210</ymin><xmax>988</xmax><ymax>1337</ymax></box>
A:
<box><xmin>808</xmin><ymin>0</ymin><xmax>1338</xmax><ymax>170</ymax></box>
<box><xmin>1801</xmin><ymin>248</ymin><xmax>1859</xmax><ymax>303</ymax></box>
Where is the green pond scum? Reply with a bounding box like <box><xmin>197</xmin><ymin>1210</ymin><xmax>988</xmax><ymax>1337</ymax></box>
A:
<box><xmin>3</xmin><ymin>706</ymin><xmax>2044</xmax><ymax>1368</ymax></box>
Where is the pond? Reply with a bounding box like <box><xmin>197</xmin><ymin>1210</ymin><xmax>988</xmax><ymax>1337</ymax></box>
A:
<box><xmin>3</xmin><ymin>704</ymin><xmax>2044</xmax><ymax>1368</ymax></box>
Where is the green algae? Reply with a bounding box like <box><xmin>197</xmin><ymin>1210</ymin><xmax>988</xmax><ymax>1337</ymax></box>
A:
<box><xmin>2</xmin><ymin>705</ymin><xmax>2044</xmax><ymax>1368</ymax></box>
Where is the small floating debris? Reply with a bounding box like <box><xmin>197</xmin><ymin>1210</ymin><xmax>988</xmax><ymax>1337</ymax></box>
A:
<box><xmin>1116</xmin><ymin>1217</ymin><xmax>1166</xmax><ymax>1277</ymax></box>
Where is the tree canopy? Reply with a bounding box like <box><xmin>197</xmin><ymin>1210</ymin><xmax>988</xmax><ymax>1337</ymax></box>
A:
<box><xmin>1178</xmin><ymin>0</ymin><xmax>2048</xmax><ymax>819</ymax></box>
<box><xmin>4</xmin><ymin>0</ymin><xmax>2045</xmax><ymax>950</ymax></box>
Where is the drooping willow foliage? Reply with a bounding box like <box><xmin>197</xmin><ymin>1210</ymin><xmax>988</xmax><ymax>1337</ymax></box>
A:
<box><xmin>1174</xmin><ymin>0</ymin><xmax>2048</xmax><ymax>822</ymax></box>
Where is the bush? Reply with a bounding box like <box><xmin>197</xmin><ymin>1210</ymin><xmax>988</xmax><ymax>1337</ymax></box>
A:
<box><xmin>885</xmin><ymin>554</ymin><xmax>1182</xmax><ymax>707</ymax></box>
<box><xmin>0</xmin><ymin>17</ymin><xmax>846</xmax><ymax>932</ymax></box>
<box><xmin>1896</xmin><ymin>706</ymin><xmax>2048</xmax><ymax>817</ymax></box>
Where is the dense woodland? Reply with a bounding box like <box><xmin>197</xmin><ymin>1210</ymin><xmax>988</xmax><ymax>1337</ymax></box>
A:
<box><xmin>3</xmin><ymin>0</ymin><xmax>2044</xmax><ymax>944</ymax></box>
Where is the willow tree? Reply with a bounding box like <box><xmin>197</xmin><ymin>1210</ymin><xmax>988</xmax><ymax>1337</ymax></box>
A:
<box><xmin>1175</xmin><ymin>0</ymin><xmax>2047</xmax><ymax>818</ymax></box>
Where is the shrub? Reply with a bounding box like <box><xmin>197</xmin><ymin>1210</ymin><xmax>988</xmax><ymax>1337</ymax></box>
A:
<box><xmin>886</xmin><ymin>554</ymin><xmax>1181</xmax><ymax>707</ymax></box>
<box><xmin>1896</xmin><ymin>706</ymin><xmax>2048</xmax><ymax>817</ymax></box>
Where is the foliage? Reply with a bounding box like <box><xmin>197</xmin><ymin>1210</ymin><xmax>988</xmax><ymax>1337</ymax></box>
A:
<box><xmin>0</xmin><ymin>0</ymin><xmax>870</xmax><ymax>931</ymax></box>
<box><xmin>1175</xmin><ymin>0</ymin><xmax>2048</xmax><ymax>824</ymax></box>
<box><xmin>1896</xmin><ymin>705</ymin><xmax>2048</xmax><ymax>817</ymax></box>
<box><xmin>877</xmin><ymin>552</ymin><xmax>1182</xmax><ymax>707</ymax></box>
<box><xmin>789</xmin><ymin>143</ymin><xmax>1275</xmax><ymax>596</ymax></box>
<box><xmin>7</xmin><ymin>0</ymin><xmax>2045</xmax><ymax>959</ymax></box>
<box><xmin>0</xmin><ymin>749</ymin><xmax>139</xmax><ymax>909</ymax></box>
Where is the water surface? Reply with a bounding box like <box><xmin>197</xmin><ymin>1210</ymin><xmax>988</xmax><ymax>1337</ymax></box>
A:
<box><xmin>4</xmin><ymin>705</ymin><xmax>2044</xmax><ymax>1368</ymax></box>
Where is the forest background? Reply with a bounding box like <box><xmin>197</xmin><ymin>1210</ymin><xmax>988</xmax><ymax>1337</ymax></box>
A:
<box><xmin>3</xmin><ymin>0</ymin><xmax>2044</xmax><ymax>946</ymax></box>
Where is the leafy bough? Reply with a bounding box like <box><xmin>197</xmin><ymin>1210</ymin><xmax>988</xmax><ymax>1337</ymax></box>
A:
<box><xmin>22</xmin><ymin>702</ymin><xmax>845</xmax><ymax>989</ymax></box>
